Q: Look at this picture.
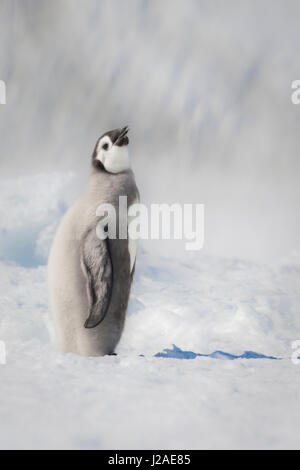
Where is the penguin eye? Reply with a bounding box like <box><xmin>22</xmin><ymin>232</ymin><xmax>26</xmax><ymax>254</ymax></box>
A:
<box><xmin>102</xmin><ymin>143</ymin><xmax>109</xmax><ymax>151</ymax></box>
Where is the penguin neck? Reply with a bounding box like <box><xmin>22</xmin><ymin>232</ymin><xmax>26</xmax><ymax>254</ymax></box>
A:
<box><xmin>89</xmin><ymin>165</ymin><xmax>133</xmax><ymax>180</ymax></box>
<box><xmin>87</xmin><ymin>166</ymin><xmax>134</xmax><ymax>197</ymax></box>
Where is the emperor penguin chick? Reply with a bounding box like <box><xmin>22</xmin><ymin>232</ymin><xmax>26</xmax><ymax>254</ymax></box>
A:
<box><xmin>48</xmin><ymin>127</ymin><xmax>139</xmax><ymax>356</ymax></box>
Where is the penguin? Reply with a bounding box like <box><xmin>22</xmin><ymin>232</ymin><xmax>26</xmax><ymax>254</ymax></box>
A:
<box><xmin>48</xmin><ymin>127</ymin><xmax>139</xmax><ymax>357</ymax></box>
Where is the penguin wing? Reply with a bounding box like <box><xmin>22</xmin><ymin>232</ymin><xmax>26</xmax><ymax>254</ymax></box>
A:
<box><xmin>80</xmin><ymin>229</ymin><xmax>113</xmax><ymax>329</ymax></box>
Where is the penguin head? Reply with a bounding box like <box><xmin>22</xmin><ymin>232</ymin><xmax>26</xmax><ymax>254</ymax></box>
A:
<box><xmin>92</xmin><ymin>126</ymin><xmax>130</xmax><ymax>174</ymax></box>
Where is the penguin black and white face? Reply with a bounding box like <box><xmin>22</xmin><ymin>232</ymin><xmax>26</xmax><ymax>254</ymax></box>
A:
<box><xmin>92</xmin><ymin>126</ymin><xmax>130</xmax><ymax>174</ymax></box>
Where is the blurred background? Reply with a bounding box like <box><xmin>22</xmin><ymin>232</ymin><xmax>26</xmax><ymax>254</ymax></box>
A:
<box><xmin>0</xmin><ymin>0</ymin><xmax>299</xmax><ymax>264</ymax></box>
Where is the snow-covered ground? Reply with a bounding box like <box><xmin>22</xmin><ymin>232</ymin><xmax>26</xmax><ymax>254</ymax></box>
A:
<box><xmin>0</xmin><ymin>173</ymin><xmax>299</xmax><ymax>450</ymax></box>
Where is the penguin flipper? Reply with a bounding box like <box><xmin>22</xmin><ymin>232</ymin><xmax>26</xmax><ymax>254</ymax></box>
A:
<box><xmin>80</xmin><ymin>229</ymin><xmax>113</xmax><ymax>329</ymax></box>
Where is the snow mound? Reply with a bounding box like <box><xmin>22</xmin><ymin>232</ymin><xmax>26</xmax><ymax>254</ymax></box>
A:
<box><xmin>0</xmin><ymin>173</ymin><xmax>74</xmax><ymax>267</ymax></box>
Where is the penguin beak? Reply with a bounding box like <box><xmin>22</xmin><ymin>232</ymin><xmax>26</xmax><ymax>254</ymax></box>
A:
<box><xmin>114</xmin><ymin>126</ymin><xmax>129</xmax><ymax>147</ymax></box>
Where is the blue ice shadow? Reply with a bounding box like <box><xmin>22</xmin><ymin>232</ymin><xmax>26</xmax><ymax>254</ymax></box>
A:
<box><xmin>155</xmin><ymin>344</ymin><xmax>279</xmax><ymax>361</ymax></box>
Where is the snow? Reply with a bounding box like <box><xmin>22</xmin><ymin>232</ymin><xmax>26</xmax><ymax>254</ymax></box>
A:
<box><xmin>0</xmin><ymin>172</ymin><xmax>300</xmax><ymax>450</ymax></box>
